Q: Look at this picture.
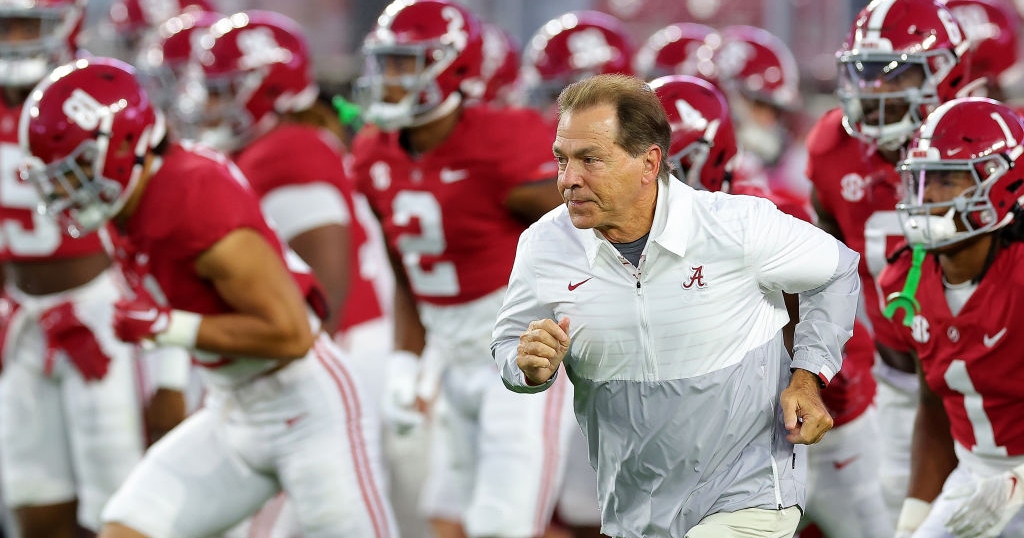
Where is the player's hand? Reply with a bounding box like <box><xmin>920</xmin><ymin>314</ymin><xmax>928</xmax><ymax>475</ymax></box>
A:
<box><xmin>894</xmin><ymin>497</ymin><xmax>931</xmax><ymax>538</ymax></box>
<box><xmin>516</xmin><ymin>318</ymin><xmax>570</xmax><ymax>386</ymax></box>
<box><xmin>780</xmin><ymin>368</ymin><xmax>832</xmax><ymax>444</ymax></box>
<box><xmin>113</xmin><ymin>297</ymin><xmax>171</xmax><ymax>344</ymax></box>
<box><xmin>145</xmin><ymin>388</ymin><xmax>186</xmax><ymax>444</ymax></box>
<box><xmin>945</xmin><ymin>469</ymin><xmax>1024</xmax><ymax>538</ymax></box>
<box><xmin>383</xmin><ymin>350</ymin><xmax>427</xmax><ymax>436</ymax></box>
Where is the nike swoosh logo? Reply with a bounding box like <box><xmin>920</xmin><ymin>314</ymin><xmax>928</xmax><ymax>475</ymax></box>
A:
<box><xmin>832</xmin><ymin>456</ymin><xmax>858</xmax><ymax>470</ymax></box>
<box><xmin>984</xmin><ymin>327</ymin><xmax>1007</xmax><ymax>348</ymax></box>
<box><xmin>568</xmin><ymin>277</ymin><xmax>593</xmax><ymax>291</ymax></box>
<box><xmin>285</xmin><ymin>413</ymin><xmax>307</xmax><ymax>427</ymax></box>
<box><xmin>440</xmin><ymin>168</ymin><xmax>469</xmax><ymax>184</ymax></box>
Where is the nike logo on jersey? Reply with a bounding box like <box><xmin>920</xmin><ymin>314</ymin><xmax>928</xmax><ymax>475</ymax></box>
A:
<box><xmin>125</xmin><ymin>308</ymin><xmax>160</xmax><ymax>322</ymax></box>
<box><xmin>832</xmin><ymin>456</ymin><xmax>858</xmax><ymax>470</ymax></box>
<box><xmin>983</xmin><ymin>327</ymin><xmax>1008</xmax><ymax>348</ymax></box>
<box><xmin>440</xmin><ymin>167</ymin><xmax>469</xmax><ymax>183</ymax></box>
<box><xmin>568</xmin><ymin>278</ymin><xmax>593</xmax><ymax>291</ymax></box>
<box><xmin>285</xmin><ymin>413</ymin><xmax>307</xmax><ymax>428</ymax></box>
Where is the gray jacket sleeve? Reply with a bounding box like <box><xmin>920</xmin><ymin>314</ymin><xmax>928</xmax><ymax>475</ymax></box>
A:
<box><xmin>791</xmin><ymin>244</ymin><xmax>861</xmax><ymax>381</ymax></box>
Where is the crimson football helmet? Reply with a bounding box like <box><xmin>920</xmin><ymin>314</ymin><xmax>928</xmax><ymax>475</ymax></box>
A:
<box><xmin>837</xmin><ymin>0</ymin><xmax>975</xmax><ymax>151</ymax></box>
<box><xmin>134</xmin><ymin>9</ymin><xmax>222</xmax><ymax>112</ymax></box>
<box><xmin>896</xmin><ymin>97</ymin><xmax>1024</xmax><ymax>248</ymax></box>
<box><xmin>477</xmin><ymin>22</ymin><xmax>520</xmax><ymax>105</ymax></box>
<box><xmin>19</xmin><ymin>57</ymin><xmax>166</xmax><ymax>237</ymax></box>
<box><xmin>520</xmin><ymin>10</ymin><xmax>634</xmax><ymax>111</ymax></box>
<box><xmin>633</xmin><ymin>23</ymin><xmax>718</xmax><ymax>82</ymax></box>
<box><xmin>945</xmin><ymin>0</ymin><xmax>1020</xmax><ymax>87</ymax></box>
<box><xmin>715</xmin><ymin>25</ymin><xmax>799</xmax><ymax>110</ymax></box>
<box><xmin>177</xmin><ymin>10</ymin><xmax>317</xmax><ymax>151</ymax></box>
<box><xmin>0</xmin><ymin>0</ymin><xmax>84</xmax><ymax>87</ymax></box>
<box><xmin>355</xmin><ymin>0</ymin><xmax>484</xmax><ymax>131</ymax></box>
<box><xmin>107</xmin><ymin>0</ymin><xmax>215</xmax><ymax>60</ymax></box>
<box><xmin>649</xmin><ymin>75</ymin><xmax>737</xmax><ymax>192</ymax></box>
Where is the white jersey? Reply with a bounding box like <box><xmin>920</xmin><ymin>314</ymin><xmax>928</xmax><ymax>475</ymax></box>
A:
<box><xmin>492</xmin><ymin>177</ymin><xmax>860</xmax><ymax>536</ymax></box>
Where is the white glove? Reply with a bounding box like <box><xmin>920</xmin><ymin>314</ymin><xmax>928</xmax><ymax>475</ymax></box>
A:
<box><xmin>383</xmin><ymin>350</ymin><xmax>424</xmax><ymax>436</ymax></box>
<box><xmin>894</xmin><ymin>497</ymin><xmax>931</xmax><ymax>538</ymax></box>
<box><xmin>945</xmin><ymin>467</ymin><xmax>1024</xmax><ymax>538</ymax></box>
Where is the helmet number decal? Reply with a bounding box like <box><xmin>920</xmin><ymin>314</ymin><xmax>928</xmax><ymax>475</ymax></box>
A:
<box><xmin>991</xmin><ymin>111</ymin><xmax>1017</xmax><ymax>147</ymax></box>
<box><xmin>937</xmin><ymin>8</ymin><xmax>965</xmax><ymax>46</ymax></box>
<box><xmin>674</xmin><ymin>98</ymin><xmax>709</xmax><ymax>131</ymax></box>
<box><xmin>237</xmin><ymin>27</ymin><xmax>292</xmax><ymax>68</ymax></box>
<box><xmin>567</xmin><ymin>28</ymin><xmax>613</xmax><ymax>70</ymax></box>
<box><xmin>63</xmin><ymin>89</ymin><xmax>107</xmax><ymax>131</ymax></box>
<box><xmin>441</xmin><ymin>6</ymin><xmax>467</xmax><ymax>51</ymax></box>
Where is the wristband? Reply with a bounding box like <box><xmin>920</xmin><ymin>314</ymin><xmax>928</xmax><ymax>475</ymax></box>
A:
<box><xmin>896</xmin><ymin>497</ymin><xmax>932</xmax><ymax>532</ymax></box>
<box><xmin>145</xmin><ymin>346</ymin><xmax>192</xmax><ymax>391</ymax></box>
<box><xmin>154</xmin><ymin>310</ymin><xmax>202</xmax><ymax>349</ymax></box>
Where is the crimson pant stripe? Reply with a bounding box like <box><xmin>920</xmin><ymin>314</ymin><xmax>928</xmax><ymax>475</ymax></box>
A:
<box><xmin>314</xmin><ymin>339</ymin><xmax>391</xmax><ymax>538</ymax></box>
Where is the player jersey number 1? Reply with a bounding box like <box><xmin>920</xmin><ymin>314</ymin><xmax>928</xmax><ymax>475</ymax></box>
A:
<box><xmin>393</xmin><ymin>191</ymin><xmax>459</xmax><ymax>297</ymax></box>
<box><xmin>945</xmin><ymin>359</ymin><xmax>1008</xmax><ymax>457</ymax></box>
<box><xmin>0</xmin><ymin>142</ymin><xmax>62</xmax><ymax>256</ymax></box>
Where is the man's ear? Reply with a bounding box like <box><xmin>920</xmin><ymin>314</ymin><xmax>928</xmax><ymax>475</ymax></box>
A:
<box><xmin>642</xmin><ymin>144</ymin><xmax>662</xmax><ymax>183</ymax></box>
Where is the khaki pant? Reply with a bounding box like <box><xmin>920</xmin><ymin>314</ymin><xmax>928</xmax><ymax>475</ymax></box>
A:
<box><xmin>685</xmin><ymin>506</ymin><xmax>802</xmax><ymax>538</ymax></box>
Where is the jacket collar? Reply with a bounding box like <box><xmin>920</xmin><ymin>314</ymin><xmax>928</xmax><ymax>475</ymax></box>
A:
<box><xmin>576</xmin><ymin>175</ymin><xmax>694</xmax><ymax>268</ymax></box>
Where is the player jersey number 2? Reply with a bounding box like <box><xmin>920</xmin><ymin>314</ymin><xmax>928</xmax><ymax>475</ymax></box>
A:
<box><xmin>945</xmin><ymin>359</ymin><xmax>1008</xmax><ymax>457</ymax></box>
<box><xmin>0</xmin><ymin>142</ymin><xmax>62</xmax><ymax>256</ymax></box>
<box><xmin>393</xmin><ymin>191</ymin><xmax>459</xmax><ymax>297</ymax></box>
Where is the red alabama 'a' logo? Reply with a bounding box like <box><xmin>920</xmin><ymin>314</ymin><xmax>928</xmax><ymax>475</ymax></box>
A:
<box><xmin>682</xmin><ymin>266</ymin><xmax>707</xmax><ymax>289</ymax></box>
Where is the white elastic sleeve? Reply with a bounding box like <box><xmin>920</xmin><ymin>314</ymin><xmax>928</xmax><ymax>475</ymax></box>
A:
<box><xmin>260</xmin><ymin>182</ymin><xmax>350</xmax><ymax>242</ymax></box>
<box><xmin>491</xmin><ymin>228</ymin><xmax>559</xmax><ymax>394</ymax></box>
<box><xmin>746</xmin><ymin>198</ymin><xmax>860</xmax><ymax>382</ymax></box>
<box><xmin>142</xmin><ymin>346</ymin><xmax>192</xmax><ymax>391</ymax></box>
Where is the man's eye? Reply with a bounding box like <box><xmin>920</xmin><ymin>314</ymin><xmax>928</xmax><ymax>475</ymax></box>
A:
<box><xmin>555</xmin><ymin>156</ymin><xmax>567</xmax><ymax>167</ymax></box>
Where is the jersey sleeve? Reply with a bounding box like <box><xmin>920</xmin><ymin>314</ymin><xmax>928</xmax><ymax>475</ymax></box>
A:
<box><xmin>494</xmin><ymin>108</ymin><xmax>559</xmax><ymax>189</ymax></box>
<box><xmin>171</xmin><ymin>166</ymin><xmax>267</xmax><ymax>259</ymax></box>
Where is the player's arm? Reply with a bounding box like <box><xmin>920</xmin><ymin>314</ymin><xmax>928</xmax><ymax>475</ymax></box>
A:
<box><xmin>192</xmin><ymin>228</ymin><xmax>315</xmax><ymax>359</ymax></box>
<box><xmin>386</xmin><ymin>242</ymin><xmax>426</xmax><ymax>355</ymax></box>
<box><xmin>811</xmin><ymin>187</ymin><xmax>845</xmax><ymax>243</ymax></box>
<box><xmin>505</xmin><ymin>178</ymin><xmax>562</xmax><ymax>224</ymax></box>
<box><xmin>287</xmin><ymin>223</ymin><xmax>350</xmax><ymax>334</ymax></box>
<box><xmin>906</xmin><ymin>346</ymin><xmax>957</xmax><ymax>502</ymax></box>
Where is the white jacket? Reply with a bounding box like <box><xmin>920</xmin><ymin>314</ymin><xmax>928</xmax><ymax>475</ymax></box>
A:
<box><xmin>492</xmin><ymin>177</ymin><xmax>860</xmax><ymax>537</ymax></box>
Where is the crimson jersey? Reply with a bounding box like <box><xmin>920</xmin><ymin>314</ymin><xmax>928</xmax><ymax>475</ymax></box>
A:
<box><xmin>351</xmin><ymin>105</ymin><xmax>558</xmax><ymax>306</ymax></box>
<box><xmin>233</xmin><ymin>123</ymin><xmax>383</xmax><ymax>332</ymax></box>
<box><xmin>806</xmin><ymin>108</ymin><xmax>906</xmax><ymax>334</ymax></box>
<box><xmin>0</xmin><ymin>96</ymin><xmax>103</xmax><ymax>262</ymax></box>
<box><xmin>877</xmin><ymin>243</ymin><xmax>1024</xmax><ymax>456</ymax></box>
<box><xmin>117</xmin><ymin>142</ymin><xmax>323</xmax><ymax>320</ymax></box>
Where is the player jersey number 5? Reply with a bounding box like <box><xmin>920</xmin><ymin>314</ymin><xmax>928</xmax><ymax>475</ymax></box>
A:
<box><xmin>0</xmin><ymin>142</ymin><xmax>62</xmax><ymax>256</ymax></box>
<box><xmin>393</xmin><ymin>190</ymin><xmax>460</xmax><ymax>297</ymax></box>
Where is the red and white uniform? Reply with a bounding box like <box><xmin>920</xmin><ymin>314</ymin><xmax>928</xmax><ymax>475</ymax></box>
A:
<box><xmin>351</xmin><ymin>105</ymin><xmax>576</xmax><ymax>537</ymax></box>
<box><xmin>0</xmin><ymin>97</ymin><xmax>149</xmax><ymax>531</ymax></box>
<box><xmin>806</xmin><ymin>107</ymin><xmax>915</xmax><ymax>530</ymax></box>
<box><xmin>878</xmin><ymin>243</ymin><xmax>1024</xmax><ymax>537</ymax></box>
<box><xmin>879</xmin><ymin>244</ymin><xmax>1024</xmax><ymax>457</ymax></box>
<box><xmin>99</xmin><ymin>143</ymin><xmax>397</xmax><ymax>538</ymax></box>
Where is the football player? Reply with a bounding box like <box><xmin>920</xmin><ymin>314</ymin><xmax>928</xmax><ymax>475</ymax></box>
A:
<box><xmin>18</xmin><ymin>56</ymin><xmax>397</xmax><ymax>538</ymax></box>
<box><xmin>351</xmin><ymin>1</ymin><xmax>579</xmax><ymax>537</ymax></box>
<box><xmin>804</xmin><ymin>0</ymin><xmax>978</xmax><ymax>528</ymax></box>
<box><xmin>878</xmin><ymin>97</ymin><xmax>1024</xmax><ymax>538</ymax></box>
<box><xmin>0</xmin><ymin>2</ymin><xmax>187</xmax><ymax>536</ymax></box>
